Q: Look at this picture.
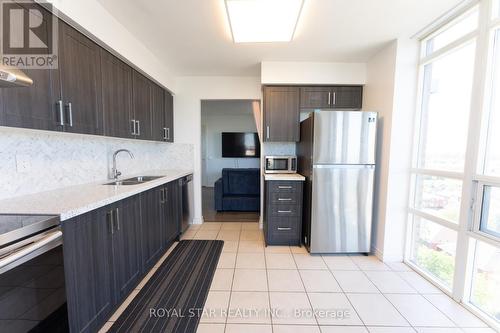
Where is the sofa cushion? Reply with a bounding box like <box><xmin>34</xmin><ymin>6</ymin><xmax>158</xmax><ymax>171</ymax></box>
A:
<box><xmin>222</xmin><ymin>168</ymin><xmax>260</xmax><ymax>195</ymax></box>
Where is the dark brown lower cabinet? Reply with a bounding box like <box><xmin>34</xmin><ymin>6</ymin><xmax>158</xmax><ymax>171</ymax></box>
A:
<box><xmin>111</xmin><ymin>197</ymin><xmax>142</xmax><ymax>302</ymax></box>
<box><xmin>140</xmin><ymin>187</ymin><xmax>164</xmax><ymax>271</ymax></box>
<box><xmin>62</xmin><ymin>179</ymin><xmax>185</xmax><ymax>333</ymax></box>
<box><xmin>264</xmin><ymin>180</ymin><xmax>304</xmax><ymax>246</ymax></box>
<box><xmin>62</xmin><ymin>205</ymin><xmax>114</xmax><ymax>333</ymax></box>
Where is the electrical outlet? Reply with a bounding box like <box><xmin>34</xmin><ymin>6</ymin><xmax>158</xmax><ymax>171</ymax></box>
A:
<box><xmin>16</xmin><ymin>154</ymin><xmax>32</xmax><ymax>173</ymax></box>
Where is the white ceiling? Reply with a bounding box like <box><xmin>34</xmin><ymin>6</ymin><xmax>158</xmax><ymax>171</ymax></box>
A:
<box><xmin>97</xmin><ymin>0</ymin><xmax>463</xmax><ymax>76</ymax></box>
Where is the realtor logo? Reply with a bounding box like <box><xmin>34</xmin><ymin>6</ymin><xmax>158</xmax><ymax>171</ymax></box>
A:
<box><xmin>1</xmin><ymin>0</ymin><xmax>58</xmax><ymax>68</ymax></box>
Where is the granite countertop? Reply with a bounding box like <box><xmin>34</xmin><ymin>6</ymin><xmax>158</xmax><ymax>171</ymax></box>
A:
<box><xmin>264</xmin><ymin>173</ymin><xmax>305</xmax><ymax>181</ymax></box>
<box><xmin>0</xmin><ymin>169</ymin><xmax>193</xmax><ymax>221</ymax></box>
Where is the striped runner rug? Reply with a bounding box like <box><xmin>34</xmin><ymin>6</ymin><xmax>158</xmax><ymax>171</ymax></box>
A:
<box><xmin>109</xmin><ymin>240</ymin><xmax>223</xmax><ymax>333</ymax></box>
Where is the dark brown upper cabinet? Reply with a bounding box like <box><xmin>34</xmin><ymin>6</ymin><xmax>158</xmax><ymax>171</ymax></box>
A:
<box><xmin>300</xmin><ymin>86</ymin><xmax>363</xmax><ymax>110</ymax></box>
<box><xmin>0</xmin><ymin>3</ymin><xmax>175</xmax><ymax>143</ymax></box>
<box><xmin>263</xmin><ymin>86</ymin><xmax>300</xmax><ymax>142</ymax></box>
<box><xmin>132</xmin><ymin>70</ymin><xmax>154</xmax><ymax>140</ymax></box>
<box><xmin>58</xmin><ymin>21</ymin><xmax>103</xmax><ymax>135</ymax></box>
<box><xmin>151</xmin><ymin>83</ymin><xmax>166</xmax><ymax>142</ymax></box>
<box><xmin>164</xmin><ymin>91</ymin><xmax>174</xmax><ymax>142</ymax></box>
<box><xmin>333</xmin><ymin>86</ymin><xmax>363</xmax><ymax>109</ymax></box>
<box><xmin>100</xmin><ymin>50</ymin><xmax>134</xmax><ymax>139</ymax></box>
<box><xmin>299</xmin><ymin>87</ymin><xmax>332</xmax><ymax>109</ymax></box>
<box><xmin>0</xmin><ymin>3</ymin><xmax>60</xmax><ymax>131</ymax></box>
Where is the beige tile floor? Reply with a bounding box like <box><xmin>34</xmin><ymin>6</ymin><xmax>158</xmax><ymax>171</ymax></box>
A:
<box><xmin>100</xmin><ymin>222</ymin><xmax>495</xmax><ymax>333</ymax></box>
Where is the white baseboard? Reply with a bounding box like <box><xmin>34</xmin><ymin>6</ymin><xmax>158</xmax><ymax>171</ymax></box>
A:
<box><xmin>371</xmin><ymin>246</ymin><xmax>403</xmax><ymax>263</ymax></box>
<box><xmin>191</xmin><ymin>216</ymin><xmax>204</xmax><ymax>225</ymax></box>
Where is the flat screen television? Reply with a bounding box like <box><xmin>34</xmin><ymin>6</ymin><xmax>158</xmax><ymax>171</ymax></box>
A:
<box><xmin>222</xmin><ymin>132</ymin><xmax>260</xmax><ymax>158</ymax></box>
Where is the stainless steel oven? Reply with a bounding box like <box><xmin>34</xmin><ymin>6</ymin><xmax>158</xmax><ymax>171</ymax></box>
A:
<box><xmin>264</xmin><ymin>156</ymin><xmax>297</xmax><ymax>174</ymax></box>
<box><xmin>0</xmin><ymin>214</ymin><xmax>67</xmax><ymax>332</ymax></box>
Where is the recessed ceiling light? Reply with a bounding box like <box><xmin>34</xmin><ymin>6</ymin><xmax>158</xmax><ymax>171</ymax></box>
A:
<box><xmin>225</xmin><ymin>0</ymin><xmax>304</xmax><ymax>43</ymax></box>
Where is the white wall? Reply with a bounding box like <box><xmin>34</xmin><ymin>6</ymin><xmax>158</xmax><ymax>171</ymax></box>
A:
<box><xmin>47</xmin><ymin>0</ymin><xmax>176</xmax><ymax>91</ymax></box>
<box><xmin>201</xmin><ymin>105</ymin><xmax>260</xmax><ymax>187</ymax></box>
<box><xmin>174</xmin><ymin>77</ymin><xmax>262</xmax><ymax>223</ymax></box>
<box><xmin>0</xmin><ymin>127</ymin><xmax>193</xmax><ymax>201</ymax></box>
<box><xmin>261</xmin><ymin>61</ymin><xmax>367</xmax><ymax>85</ymax></box>
<box><xmin>363</xmin><ymin>39</ymin><xmax>419</xmax><ymax>262</ymax></box>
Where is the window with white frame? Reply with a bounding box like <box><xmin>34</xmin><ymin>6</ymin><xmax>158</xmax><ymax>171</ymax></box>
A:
<box><xmin>408</xmin><ymin>0</ymin><xmax>500</xmax><ymax>328</ymax></box>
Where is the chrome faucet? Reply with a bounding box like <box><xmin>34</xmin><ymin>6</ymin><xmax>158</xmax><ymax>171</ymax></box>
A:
<box><xmin>111</xmin><ymin>149</ymin><xmax>134</xmax><ymax>180</ymax></box>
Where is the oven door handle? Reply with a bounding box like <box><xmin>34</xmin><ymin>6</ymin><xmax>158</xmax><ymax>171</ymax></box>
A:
<box><xmin>0</xmin><ymin>230</ymin><xmax>62</xmax><ymax>270</ymax></box>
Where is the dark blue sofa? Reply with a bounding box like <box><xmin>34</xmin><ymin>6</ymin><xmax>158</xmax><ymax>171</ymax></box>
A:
<box><xmin>214</xmin><ymin>168</ymin><xmax>260</xmax><ymax>212</ymax></box>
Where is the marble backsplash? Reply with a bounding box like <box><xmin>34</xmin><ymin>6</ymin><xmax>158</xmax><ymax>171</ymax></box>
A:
<box><xmin>0</xmin><ymin>127</ymin><xmax>194</xmax><ymax>201</ymax></box>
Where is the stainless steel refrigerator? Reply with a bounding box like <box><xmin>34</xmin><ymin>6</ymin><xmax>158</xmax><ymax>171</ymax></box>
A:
<box><xmin>297</xmin><ymin>110</ymin><xmax>377</xmax><ymax>254</ymax></box>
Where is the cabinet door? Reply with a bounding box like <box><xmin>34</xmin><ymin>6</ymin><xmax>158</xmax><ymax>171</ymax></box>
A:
<box><xmin>132</xmin><ymin>70</ymin><xmax>153</xmax><ymax>140</ymax></box>
<box><xmin>151</xmin><ymin>84</ymin><xmax>165</xmax><ymax>142</ymax></box>
<box><xmin>111</xmin><ymin>197</ymin><xmax>142</xmax><ymax>303</ymax></box>
<box><xmin>100</xmin><ymin>50</ymin><xmax>134</xmax><ymax>139</ymax></box>
<box><xmin>164</xmin><ymin>91</ymin><xmax>174</xmax><ymax>142</ymax></box>
<box><xmin>165</xmin><ymin>181</ymin><xmax>180</xmax><ymax>244</ymax></box>
<box><xmin>58</xmin><ymin>21</ymin><xmax>103</xmax><ymax>135</ymax></box>
<box><xmin>0</xmin><ymin>3</ymin><xmax>61</xmax><ymax>131</ymax></box>
<box><xmin>332</xmin><ymin>86</ymin><xmax>363</xmax><ymax>109</ymax></box>
<box><xmin>299</xmin><ymin>87</ymin><xmax>332</xmax><ymax>109</ymax></box>
<box><xmin>140</xmin><ymin>188</ymin><xmax>164</xmax><ymax>271</ymax></box>
<box><xmin>263</xmin><ymin>86</ymin><xmax>300</xmax><ymax>142</ymax></box>
<box><xmin>62</xmin><ymin>207</ymin><xmax>113</xmax><ymax>333</ymax></box>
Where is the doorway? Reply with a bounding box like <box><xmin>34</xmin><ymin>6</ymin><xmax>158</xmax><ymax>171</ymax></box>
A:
<box><xmin>201</xmin><ymin>100</ymin><xmax>261</xmax><ymax>222</ymax></box>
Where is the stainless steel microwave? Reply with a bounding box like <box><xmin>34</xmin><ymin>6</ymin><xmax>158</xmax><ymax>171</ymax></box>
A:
<box><xmin>264</xmin><ymin>156</ymin><xmax>297</xmax><ymax>174</ymax></box>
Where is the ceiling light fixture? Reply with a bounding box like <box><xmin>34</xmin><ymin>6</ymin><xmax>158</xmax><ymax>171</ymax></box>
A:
<box><xmin>225</xmin><ymin>0</ymin><xmax>304</xmax><ymax>43</ymax></box>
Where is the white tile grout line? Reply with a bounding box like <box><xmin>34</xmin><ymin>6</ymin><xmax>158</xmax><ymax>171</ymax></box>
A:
<box><xmin>263</xmin><ymin>230</ymin><xmax>274</xmax><ymax>333</ymax></box>
<box><xmin>346</xmin><ymin>257</ymin><xmax>415</xmax><ymax>331</ymax></box>
<box><xmin>355</xmin><ymin>258</ymin><xmax>491</xmax><ymax>330</ymax></box>
<box><xmin>291</xmin><ymin>247</ymin><xmax>322</xmax><ymax>330</ymax></box>
<box><xmin>317</xmin><ymin>255</ymin><xmax>370</xmax><ymax>332</ymax></box>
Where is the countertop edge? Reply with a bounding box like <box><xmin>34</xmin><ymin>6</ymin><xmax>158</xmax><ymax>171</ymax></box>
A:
<box><xmin>60</xmin><ymin>170</ymin><xmax>193</xmax><ymax>221</ymax></box>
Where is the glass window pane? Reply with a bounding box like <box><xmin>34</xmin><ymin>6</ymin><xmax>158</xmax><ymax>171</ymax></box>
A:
<box><xmin>480</xmin><ymin>186</ymin><xmax>500</xmax><ymax>238</ymax></box>
<box><xmin>410</xmin><ymin>216</ymin><xmax>457</xmax><ymax>288</ymax></box>
<box><xmin>418</xmin><ymin>42</ymin><xmax>476</xmax><ymax>172</ymax></box>
<box><xmin>425</xmin><ymin>7</ymin><xmax>478</xmax><ymax>57</ymax></box>
<box><xmin>470</xmin><ymin>240</ymin><xmax>500</xmax><ymax>323</ymax></box>
<box><xmin>483</xmin><ymin>30</ymin><xmax>500</xmax><ymax>176</ymax></box>
<box><xmin>414</xmin><ymin>175</ymin><xmax>462</xmax><ymax>223</ymax></box>
<box><xmin>493</xmin><ymin>0</ymin><xmax>500</xmax><ymax>19</ymax></box>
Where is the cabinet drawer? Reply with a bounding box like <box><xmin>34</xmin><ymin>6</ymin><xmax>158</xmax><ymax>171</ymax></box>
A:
<box><xmin>267</xmin><ymin>218</ymin><xmax>300</xmax><ymax>244</ymax></box>
<box><xmin>268</xmin><ymin>204</ymin><xmax>300</xmax><ymax>217</ymax></box>
<box><xmin>268</xmin><ymin>181</ymin><xmax>300</xmax><ymax>193</ymax></box>
<box><xmin>270</xmin><ymin>191</ymin><xmax>300</xmax><ymax>204</ymax></box>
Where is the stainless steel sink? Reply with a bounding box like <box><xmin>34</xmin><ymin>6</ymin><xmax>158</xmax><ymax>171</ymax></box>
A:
<box><xmin>104</xmin><ymin>175</ymin><xmax>164</xmax><ymax>186</ymax></box>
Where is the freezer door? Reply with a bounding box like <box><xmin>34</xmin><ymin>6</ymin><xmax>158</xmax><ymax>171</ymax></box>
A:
<box><xmin>313</xmin><ymin>111</ymin><xmax>377</xmax><ymax>165</ymax></box>
<box><xmin>310</xmin><ymin>165</ymin><xmax>374</xmax><ymax>253</ymax></box>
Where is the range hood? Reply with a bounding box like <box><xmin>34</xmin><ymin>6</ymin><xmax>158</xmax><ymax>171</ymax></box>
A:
<box><xmin>0</xmin><ymin>65</ymin><xmax>33</xmax><ymax>87</ymax></box>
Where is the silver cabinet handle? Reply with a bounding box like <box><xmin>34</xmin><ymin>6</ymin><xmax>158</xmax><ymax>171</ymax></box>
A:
<box><xmin>266</xmin><ymin>126</ymin><xmax>270</xmax><ymax>139</ymax></box>
<box><xmin>66</xmin><ymin>102</ymin><xmax>73</xmax><ymax>127</ymax></box>
<box><xmin>108</xmin><ymin>210</ymin><xmax>114</xmax><ymax>234</ymax></box>
<box><xmin>278</xmin><ymin>198</ymin><xmax>292</xmax><ymax>201</ymax></box>
<box><xmin>160</xmin><ymin>188</ymin><xmax>165</xmax><ymax>203</ymax></box>
<box><xmin>115</xmin><ymin>208</ymin><xmax>120</xmax><ymax>231</ymax></box>
<box><xmin>163</xmin><ymin>127</ymin><xmax>167</xmax><ymax>140</ymax></box>
<box><xmin>278</xmin><ymin>186</ymin><xmax>292</xmax><ymax>189</ymax></box>
<box><xmin>328</xmin><ymin>92</ymin><xmax>331</xmax><ymax>105</ymax></box>
<box><xmin>56</xmin><ymin>100</ymin><xmax>64</xmax><ymax>126</ymax></box>
<box><xmin>277</xmin><ymin>227</ymin><xmax>292</xmax><ymax>231</ymax></box>
<box><xmin>136</xmin><ymin>120</ymin><xmax>140</xmax><ymax>136</ymax></box>
<box><xmin>332</xmin><ymin>92</ymin><xmax>336</xmax><ymax>105</ymax></box>
<box><xmin>131</xmin><ymin>119</ymin><xmax>136</xmax><ymax>135</ymax></box>
<box><xmin>278</xmin><ymin>210</ymin><xmax>292</xmax><ymax>213</ymax></box>
<box><xmin>166</xmin><ymin>128</ymin><xmax>170</xmax><ymax>140</ymax></box>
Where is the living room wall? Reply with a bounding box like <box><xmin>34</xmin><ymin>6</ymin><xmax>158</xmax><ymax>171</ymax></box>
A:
<box><xmin>201</xmin><ymin>100</ymin><xmax>260</xmax><ymax>187</ymax></box>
